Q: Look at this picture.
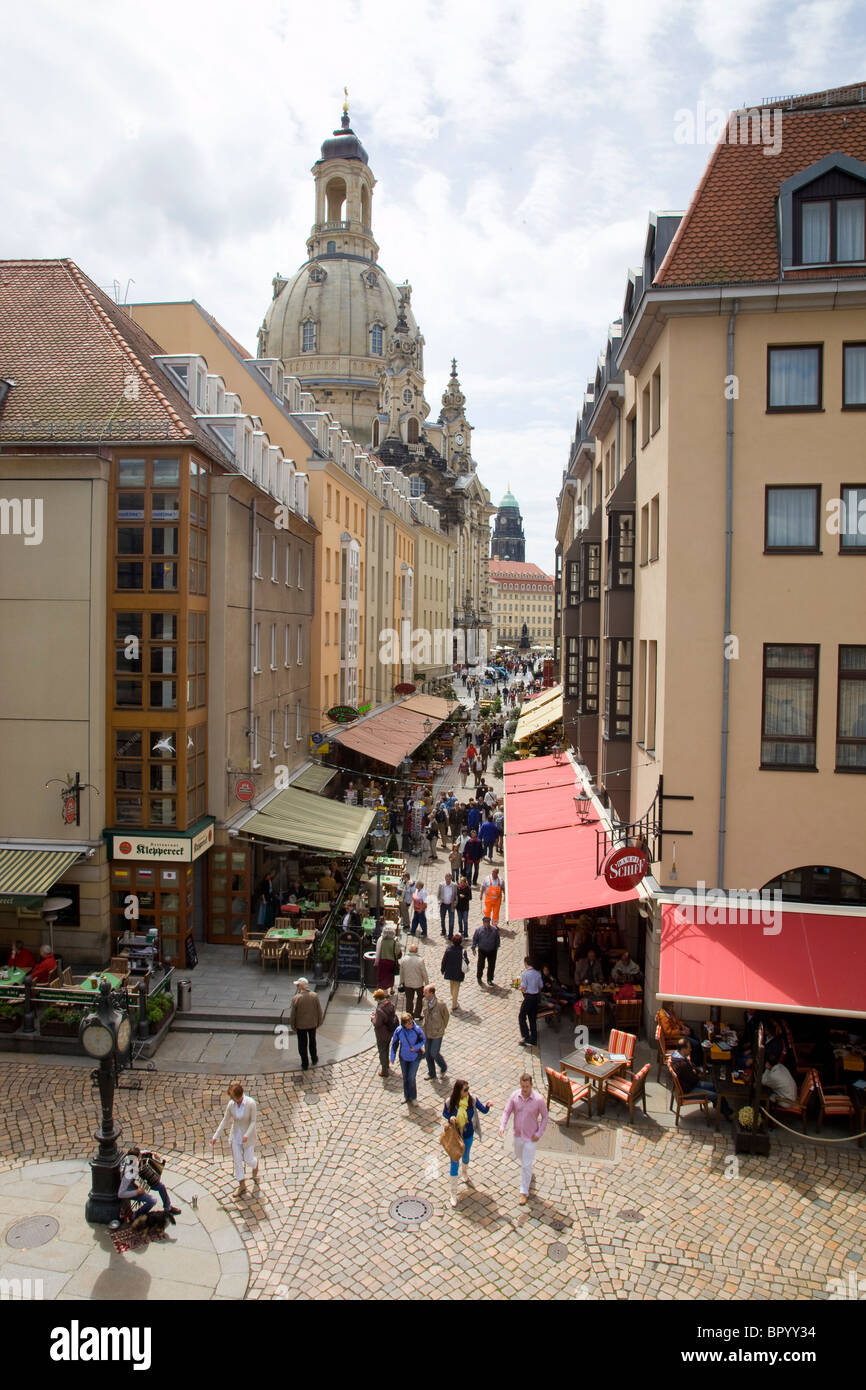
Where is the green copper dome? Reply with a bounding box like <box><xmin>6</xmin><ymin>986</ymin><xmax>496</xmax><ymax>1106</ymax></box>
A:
<box><xmin>499</xmin><ymin>487</ymin><xmax>519</xmax><ymax>509</ymax></box>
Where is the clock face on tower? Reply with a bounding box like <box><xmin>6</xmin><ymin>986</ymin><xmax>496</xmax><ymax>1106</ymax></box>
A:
<box><xmin>455</xmin><ymin>433</ymin><xmax>464</xmax><ymax>446</ymax></box>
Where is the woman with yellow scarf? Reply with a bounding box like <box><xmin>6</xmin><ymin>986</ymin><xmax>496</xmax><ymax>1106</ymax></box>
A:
<box><xmin>442</xmin><ymin>1079</ymin><xmax>492</xmax><ymax>1207</ymax></box>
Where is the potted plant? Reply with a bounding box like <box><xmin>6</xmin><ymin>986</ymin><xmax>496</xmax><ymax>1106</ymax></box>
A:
<box><xmin>734</xmin><ymin>1104</ymin><xmax>770</xmax><ymax>1156</ymax></box>
<box><xmin>40</xmin><ymin>1005</ymin><xmax>84</xmax><ymax>1038</ymax></box>
<box><xmin>0</xmin><ymin>1002</ymin><xmax>23</xmax><ymax>1034</ymax></box>
<box><xmin>146</xmin><ymin>992</ymin><xmax>174</xmax><ymax>1034</ymax></box>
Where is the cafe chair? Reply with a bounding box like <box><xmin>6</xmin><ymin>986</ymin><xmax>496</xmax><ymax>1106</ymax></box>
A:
<box><xmin>665</xmin><ymin>1060</ymin><xmax>712</xmax><ymax>1127</ymax></box>
<box><xmin>60</xmin><ymin>967</ymin><xmax>74</xmax><ymax>986</ymax></box>
<box><xmin>813</xmin><ymin>1072</ymin><xmax>857</xmax><ymax>1133</ymax></box>
<box><xmin>110</xmin><ymin>956</ymin><xmax>130</xmax><ymax>979</ymax></box>
<box><xmin>298</xmin><ymin>917</ymin><xmax>317</xmax><ymax>933</ymax></box>
<box><xmin>771</xmin><ymin>1069</ymin><xmax>817</xmax><ymax>1133</ymax></box>
<box><xmin>285</xmin><ymin>939</ymin><xmax>314</xmax><ymax>970</ymax></box>
<box><xmin>242</xmin><ymin>931</ymin><xmax>264</xmax><ymax>965</ymax></box>
<box><xmin>604</xmin><ymin>1063</ymin><xmax>651</xmax><ymax>1124</ymax></box>
<box><xmin>545</xmin><ymin>1067</ymin><xmax>593</xmax><ymax>1125</ymax></box>
<box><xmin>614</xmin><ymin>999</ymin><xmax>642</xmax><ymax>1032</ymax></box>
<box><xmin>607</xmin><ymin>1029</ymin><xmax>637</xmax><ymax>1066</ymax></box>
<box><xmin>655</xmin><ymin>1024</ymin><xmax>677</xmax><ymax>1083</ymax></box>
<box><xmin>260</xmin><ymin>940</ymin><xmax>285</xmax><ymax>972</ymax></box>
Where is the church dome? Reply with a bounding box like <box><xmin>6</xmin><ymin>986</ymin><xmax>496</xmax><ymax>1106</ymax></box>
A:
<box><xmin>318</xmin><ymin>113</ymin><xmax>369</xmax><ymax>165</ymax></box>
<box><xmin>499</xmin><ymin>488</ymin><xmax>519</xmax><ymax>509</ymax></box>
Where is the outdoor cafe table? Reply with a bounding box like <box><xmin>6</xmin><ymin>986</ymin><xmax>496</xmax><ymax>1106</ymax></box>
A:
<box><xmin>0</xmin><ymin>967</ymin><xmax>28</xmax><ymax>987</ymax></box>
<box><xmin>710</xmin><ymin>1061</ymin><xmax>762</xmax><ymax>1132</ymax></box>
<box><xmin>560</xmin><ymin>1046</ymin><xmax>629</xmax><ymax>1114</ymax></box>
<box><xmin>80</xmin><ymin>970</ymin><xmax>124</xmax><ymax>991</ymax></box>
<box><xmin>265</xmin><ymin>926</ymin><xmax>316</xmax><ymax>942</ymax></box>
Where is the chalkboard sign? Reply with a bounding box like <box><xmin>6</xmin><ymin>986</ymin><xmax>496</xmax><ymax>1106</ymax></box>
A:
<box><xmin>185</xmin><ymin>935</ymin><xmax>198</xmax><ymax>969</ymax></box>
<box><xmin>337</xmin><ymin>929</ymin><xmax>362</xmax><ymax>982</ymax></box>
<box><xmin>529</xmin><ymin>924</ymin><xmax>554</xmax><ymax>964</ymax></box>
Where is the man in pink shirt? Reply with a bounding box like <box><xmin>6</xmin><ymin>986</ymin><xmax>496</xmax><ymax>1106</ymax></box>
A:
<box><xmin>499</xmin><ymin>1072</ymin><xmax>549</xmax><ymax>1204</ymax></box>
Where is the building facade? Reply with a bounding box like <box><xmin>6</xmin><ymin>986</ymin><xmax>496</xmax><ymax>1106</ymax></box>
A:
<box><xmin>489</xmin><ymin>560</ymin><xmax>555</xmax><ymax>650</ymax></box>
<box><xmin>490</xmin><ymin>487</ymin><xmax>526</xmax><ymax>561</ymax></box>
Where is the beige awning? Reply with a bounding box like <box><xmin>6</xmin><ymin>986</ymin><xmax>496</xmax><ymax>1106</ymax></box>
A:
<box><xmin>0</xmin><ymin>847</ymin><xmax>82</xmax><ymax>908</ymax></box>
<box><xmin>514</xmin><ymin>685</ymin><xmax>563</xmax><ymax>742</ymax></box>
<box><xmin>239</xmin><ymin>787</ymin><xmax>375</xmax><ymax>855</ymax></box>
<box><xmin>291</xmin><ymin>764</ymin><xmax>337</xmax><ymax>794</ymax></box>
<box><xmin>400</xmin><ymin>694</ymin><xmax>460</xmax><ymax>720</ymax></box>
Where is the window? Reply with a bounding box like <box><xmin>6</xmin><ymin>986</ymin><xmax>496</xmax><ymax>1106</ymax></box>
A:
<box><xmin>284</xmin><ymin>706</ymin><xmax>290</xmax><ymax>749</ymax></box>
<box><xmin>297</xmin><ymin>551</ymin><xmax>303</xmax><ymax>588</ymax></box>
<box><xmin>565</xmin><ymin>637</ymin><xmax>579</xmax><ymax>698</ymax></box>
<box><xmin>270</xmin><ymin>623</ymin><xmax>277</xmax><ymax>670</ymax></box>
<box><xmin>765</xmin><ymin>486</ymin><xmax>820</xmax><ymax>551</ymax></box>
<box><xmin>767</xmin><ymin>345</ymin><xmax>822</xmax><ymax>411</ymax></box>
<box><xmin>186</xmin><ymin>611</ymin><xmax>206</xmax><ymax>710</ymax></box>
<box><xmin>252</xmin><ymin>716</ymin><xmax>260</xmax><ymax>768</ymax></box>
<box><xmin>271</xmin><ymin>538</ymin><xmax>277</xmax><ymax>581</ymax></box>
<box><xmin>302</xmin><ymin>321</ymin><xmax>316</xmax><ymax>352</ymax></box>
<box><xmin>761</xmin><ymin>644</ymin><xmax>819</xmax><ymax>769</ymax></box>
<box><xmin>651</xmin><ymin>367</ymin><xmax>661</xmax><ymax>435</ymax></box>
<box><xmin>370</xmin><ymin>324</ymin><xmax>384</xmax><ymax>355</ymax></box>
<box><xmin>839</xmin><ymin>485</ymin><xmax>866</xmax><ymax>551</ymax></box>
<box><xmin>581</xmin><ymin>543</ymin><xmax>601</xmax><ymax>601</ymax></box>
<box><xmin>296</xmin><ymin>699</ymin><xmax>302</xmax><ymax>741</ymax></box>
<box><xmin>285</xmin><ymin>624</ymin><xmax>291</xmax><ymax>666</ymax></box>
<box><xmin>609</xmin><ymin>512</ymin><xmax>634</xmax><ymax>589</ymax></box>
<box><xmin>647</xmin><ymin>640</ymin><xmax>658</xmax><ymax>750</ymax></box>
<box><xmin>641</xmin><ymin>384</ymin><xmax>651</xmax><ymax>446</ymax></box>
<box><xmin>843</xmin><ymin>343</ymin><xmax>866</xmax><ymax>408</ymax></box>
<box><xmin>409</xmin><ymin>475</ymin><xmax>425</xmax><ymax>497</ymax></box>
<box><xmin>627</xmin><ymin>412</ymin><xmax>637</xmax><ymax>465</ymax></box>
<box><xmin>798</xmin><ymin>193</ymin><xmax>865</xmax><ymax>264</ymax></box>
<box><xmin>285</xmin><ymin>543</ymin><xmax>292</xmax><ymax>585</ymax></box>
<box><xmin>580</xmin><ymin>637</ymin><xmax>600</xmax><ymax>715</ymax></box>
<box><xmin>566</xmin><ymin>561</ymin><xmax>579</xmax><ymax>606</ymax></box>
<box><xmin>326</xmin><ymin>240</ymin><xmax>336</xmax><ymax>254</ymax></box>
<box><xmin>326</xmin><ymin>484</ymin><xmax>332</xmax><ymax>518</ymax></box>
<box><xmin>639</xmin><ymin>504</ymin><xmax>649</xmax><ymax>566</ymax></box>
<box><xmin>269</xmin><ymin>711</ymin><xmax>276</xmax><ymax>758</ymax></box>
<box><xmin>297</xmin><ymin>625</ymin><xmax>303</xmax><ymax>665</ymax></box>
<box><xmin>636</xmin><ymin>640</ymin><xmax>647</xmax><ymax>741</ymax></box>
<box><xmin>604</xmin><ymin>639</ymin><xmax>632</xmax><ymax>738</ymax></box>
<box><xmin>837</xmin><ymin>646</ymin><xmax>866</xmax><ymax>770</ymax></box>
<box><xmin>254</xmin><ymin>529</ymin><xmax>262</xmax><ymax>577</ymax></box>
<box><xmin>253</xmin><ymin>623</ymin><xmax>261</xmax><ymax>673</ymax></box>
<box><xmin>650</xmin><ymin>494</ymin><xmax>660</xmax><ymax>561</ymax></box>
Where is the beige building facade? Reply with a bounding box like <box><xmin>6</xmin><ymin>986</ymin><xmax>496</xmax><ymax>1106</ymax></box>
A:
<box><xmin>489</xmin><ymin>560</ymin><xmax>555</xmax><ymax>650</ymax></box>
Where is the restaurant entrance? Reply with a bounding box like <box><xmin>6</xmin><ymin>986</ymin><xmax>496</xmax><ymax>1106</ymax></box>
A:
<box><xmin>105</xmin><ymin>817</ymin><xmax>215</xmax><ymax>967</ymax></box>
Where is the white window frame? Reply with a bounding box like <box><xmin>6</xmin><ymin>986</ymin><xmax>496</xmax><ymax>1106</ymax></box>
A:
<box><xmin>285</xmin><ymin>543</ymin><xmax>292</xmax><ymax>586</ymax></box>
<box><xmin>284</xmin><ymin>705</ymin><xmax>290</xmax><ymax>749</ymax></box>
<box><xmin>296</xmin><ymin>699</ymin><xmax>302</xmax><ymax>741</ymax></box>
<box><xmin>284</xmin><ymin>624</ymin><xmax>291</xmax><ymax>668</ymax></box>
<box><xmin>269</xmin><ymin>710</ymin><xmax>276</xmax><ymax>758</ymax></box>
<box><xmin>253</xmin><ymin>623</ymin><xmax>261</xmax><ymax>674</ymax></box>
<box><xmin>270</xmin><ymin>623</ymin><xmax>277</xmax><ymax>671</ymax></box>
<box><xmin>254</xmin><ymin>528</ymin><xmax>262</xmax><ymax>578</ymax></box>
<box><xmin>297</xmin><ymin>625</ymin><xmax>303</xmax><ymax>665</ymax></box>
<box><xmin>271</xmin><ymin>536</ymin><xmax>277</xmax><ymax>582</ymax></box>
<box><xmin>252</xmin><ymin>715</ymin><xmax>261</xmax><ymax>769</ymax></box>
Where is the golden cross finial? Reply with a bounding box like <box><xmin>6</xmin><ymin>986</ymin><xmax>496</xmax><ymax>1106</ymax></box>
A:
<box><xmin>343</xmin><ymin>86</ymin><xmax>349</xmax><ymax>115</ymax></box>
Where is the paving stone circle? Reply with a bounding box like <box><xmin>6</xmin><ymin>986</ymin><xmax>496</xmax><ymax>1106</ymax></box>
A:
<box><xmin>5</xmin><ymin>1215</ymin><xmax>60</xmax><ymax>1249</ymax></box>
<box><xmin>547</xmin><ymin>1242</ymin><xmax>569</xmax><ymax>1262</ymax></box>
<box><xmin>303</xmin><ymin>1093</ymin><xmax>321</xmax><ymax>1106</ymax></box>
<box><xmin>389</xmin><ymin>1197</ymin><xmax>434</xmax><ymax>1225</ymax></box>
<box><xmin>618</xmin><ymin>1209</ymin><xmax>643</xmax><ymax>1222</ymax></box>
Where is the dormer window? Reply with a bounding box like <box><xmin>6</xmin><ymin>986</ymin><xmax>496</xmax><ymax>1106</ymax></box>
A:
<box><xmin>370</xmin><ymin>323</ymin><xmax>384</xmax><ymax>355</ymax></box>
<box><xmin>781</xmin><ymin>154</ymin><xmax>866</xmax><ymax>270</ymax></box>
<box><xmin>301</xmin><ymin>320</ymin><xmax>316</xmax><ymax>353</ymax></box>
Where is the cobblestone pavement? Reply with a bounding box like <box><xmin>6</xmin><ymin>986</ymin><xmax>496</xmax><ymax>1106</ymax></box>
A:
<box><xmin>0</xmin><ymin>681</ymin><xmax>863</xmax><ymax>1300</ymax></box>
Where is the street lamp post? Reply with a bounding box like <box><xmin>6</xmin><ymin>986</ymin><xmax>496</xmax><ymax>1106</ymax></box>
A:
<box><xmin>79</xmin><ymin>980</ymin><xmax>132</xmax><ymax>1225</ymax></box>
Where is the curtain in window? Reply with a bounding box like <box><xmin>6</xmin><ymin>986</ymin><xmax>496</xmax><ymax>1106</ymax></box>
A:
<box><xmin>769</xmin><ymin>348</ymin><xmax>819</xmax><ymax>407</ymax></box>
<box><xmin>844</xmin><ymin>345</ymin><xmax>866</xmax><ymax>406</ymax></box>
<box><xmin>767</xmin><ymin>488</ymin><xmax>816</xmax><ymax>547</ymax></box>
<box><xmin>837</xmin><ymin>199</ymin><xmax>865</xmax><ymax>261</ymax></box>
<box><xmin>838</xmin><ymin>650</ymin><xmax>866</xmax><ymax>765</ymax></box>
<box><xmin>802</xmin><ymin>202</ymin><xmax>830</xmax><ymax>262</ymax></box>
<box><xmin>841</xmin><ymin>486</ymin><xmax>866</xmax><ymax>549</ymax></box>
<box><xmin>763</xmin><ymin>676</ymin><xmax>814</xmax><ymax>764</ymax></box>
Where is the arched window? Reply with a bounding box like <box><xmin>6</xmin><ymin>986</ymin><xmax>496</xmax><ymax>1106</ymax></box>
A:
<box><xmin>370</xmin><ymin>324</ymin><xmax>384</xmax><ymax>355</ymax></box>
<box><xmin>301</xmin><ymin>321</ymin><xmax>316</xmax><ymax>353</ymax></box>
<box><xmin>407</xmin><ymin>417</ymin><xmax>420</xmax><ymax>444</ymax></box>
<box><xmin>761</xmin><ymin>865</ymin><xmax>866</xmax><ymax>905</ymax></box>
<box><xmin>409</xmin><ymin>476</ymin><xmax>425</xmax><ymax>498</ymax></box>
<box><xmin>326</xmin><ymin>177</ymin><xmax>347</xmax><ymax>223</ymax></box>
<box><xmin>372</xmin><ymin>418</ymin><xmax>380</xmax><ymax>447</ymax></box>
<box><xmin>361</xmin><ymin>184</ymin><xmax>370</xmax><ymax>228</ymax></box>
<box><xmin>326</xmin><ymin>240</ymin><xmax>336</xmax><ymax>254</ymax></box>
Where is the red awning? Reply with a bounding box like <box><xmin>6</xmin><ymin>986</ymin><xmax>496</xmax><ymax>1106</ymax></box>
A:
<box><xmin>334</xmin><ymin>704</ymin><xmax>435</xmax><ymax>768</ymax></box>
<box><xmin>659</xmin><ymin>902</ymin><xmax>866</xmax><ymax>1018</ymax></box>
<box><xmin>503</xmin><ymin>755</ymin><xmax>640</xmax><ymax>920</ymax></box>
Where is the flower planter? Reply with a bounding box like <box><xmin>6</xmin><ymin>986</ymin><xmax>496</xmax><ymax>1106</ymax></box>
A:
<box><xmin>40</xmin><ymin>1020</ymin><xmax>80</xmax><ymax>1038</ymax></box>
<box><xmin>149</xmin><ymin>1004</ymin><xmax>174</xmax><ymax>1035</ymax></box>
<box><xmin>734</xmin><ymin>1121</ymin><xmax>770</xmax><ymax>1156</ymax></box>
<box><xmin>0</xmin><ymin>1017</ymin><xmax>22</xmax><ymax>1034</ymax></box>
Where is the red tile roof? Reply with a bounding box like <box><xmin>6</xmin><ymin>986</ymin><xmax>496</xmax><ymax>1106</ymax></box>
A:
<box><xmin>658</xmin><ymin>88</ymin><xmax>866</xmax><ymax>287</ymax></box>
<box><xmin>0</xmin><ymin>259</ymin><xmax>226</xmax><ymax>457</ymax></box>
<box><xmin>488</xmin><ymin>559</ymin><xmax>553</xmax><ymax>584</ymax></box>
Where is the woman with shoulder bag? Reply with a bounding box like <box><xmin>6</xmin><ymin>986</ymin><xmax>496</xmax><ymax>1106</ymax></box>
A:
<box><xmin>374</xmin><ymin>924</ymin><xmax>401</xmax><ymax>993</ymax></box>
<box><xmin>441</xmin><ymin>1078</ymin><xmax>492</xmax><ymax>1207</ymax></box>
<box><xmin>440</xmin><ymin>933</ymin><xmax>469</xmax><ymax>1011</ymax></box>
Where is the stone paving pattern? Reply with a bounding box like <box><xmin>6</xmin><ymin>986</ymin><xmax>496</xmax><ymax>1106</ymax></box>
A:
<box><xmin>0</xmin><ymin>680</ymin><xmax>863</xmax><ymax>1300</ymax></box>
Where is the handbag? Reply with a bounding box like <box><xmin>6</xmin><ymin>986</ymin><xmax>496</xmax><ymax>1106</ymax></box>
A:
<box><xmin>439</xmin><ymin>1123</ymin><xmax>465</xmax><ymax>1162</ymax></box>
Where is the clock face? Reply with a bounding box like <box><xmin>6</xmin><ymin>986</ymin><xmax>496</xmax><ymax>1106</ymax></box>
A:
<box><xmin>455</xmin><ymin>433</ymin><xmax>465</xmax><ymax>446</ymax></box>
<box><xmin>116</xmin><ymin>1016</ymin><xmax>132</xmax><ymax>1053</ymax></box>
<box><xmin>81</xmin><ymin>1020</ymin><xmax>113</xmax><ymax>1058</ymax></box>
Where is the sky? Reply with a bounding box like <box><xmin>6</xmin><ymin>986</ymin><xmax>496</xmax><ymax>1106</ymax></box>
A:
<box><xmin>3</xmin><ymin>0</ymin><xmax>865</xmax><ymax>569</ymax></box>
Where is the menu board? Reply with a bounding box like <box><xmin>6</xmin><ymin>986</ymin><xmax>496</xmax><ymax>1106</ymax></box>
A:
<box><xmin>337</xmin><ymin>928</ymin><xmax>362</xmax><ymax>982</ymax></box>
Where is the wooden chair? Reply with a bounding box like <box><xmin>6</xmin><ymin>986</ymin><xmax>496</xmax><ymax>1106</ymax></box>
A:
<box><xmin>545</xmin><ymin>1067</ymin><xmax>592</xmax><ymax>1125</ymax></box>
<box><xmin>260</xmin><ymin>940</ymin><xmax>285</xmax><ymax>972</ymax></box>
<box><xmin>242</xmin><ymin>931</ymin><xmax>264</xmax><ymax>964</ymax></box>
<box><xmin>655</xmin><ymin>1024</ymin><xmax>677</xmax><ymax>1082</ymax></box>
<box><xmin>607</xmin><ymin>1029</ymin><xmax>637</xmax><ymax>1065</ymax></box>
<box><xmin>60</xmin><ymin>967</ymin><xmax>74</xmax><ymax>986</ymax></box>
<box><xmin>284</xmin><ymin>939</ymin><xmax>314</xmax><ymax>970</ymax></box>
<box><xmin>298</xmin><ymin>917</ymin><xmax>317</xmax><ymax>933</ymax></box>
<box><xmin>771</xmin><ymin>1068</ymin><xmax>817</xmax><ymax>1132</ymax></box>
<box><xmin>813</xmin><ymin>1071</ymin><xmax>856</xmax><ymax>1133</ymax></box>
<box><xmin>665</xmin><ymin>1060</ymin><xmax>712</xmax><ymax>1127</ymax></box>
<box><xmin>110</xmin><ymin>956</ymin><xmax>130</xmax><ymax>980</ymax></box>
<box><xmin>605</xmin><ymin>1063</ymin><xmax>651</xmax><ymax>1123</ymax></box>
<box><xmin>614</xmin><ymin>999</ymin><xmax>642</xmax><ymax>1032</ymax></box>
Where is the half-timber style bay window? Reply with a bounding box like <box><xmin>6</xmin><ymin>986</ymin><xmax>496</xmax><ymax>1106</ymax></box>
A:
<box><xmin>580</xmin><ymin>636</ymin><xmax>599</xmax><ymax>714</ymax></box>
<box><xmin>608</xmin><ymin>513</ymin><xmax>635</xmax><ymax>588</ymax></box>
<box><xmin>580</xmin><ymin>543</ymin><xmax>601</xmax><ymax>601</ymax></box>
<box><xmin>604</xmin><ymin>639</ymin><xmax>631</xmax><ymax>737</ymax></box>
<box><xmin>566</xmin><ymin>637</ymin><xmax>579</xmax><ymax>698</ymax></box>
<box><xmin>761</xmin><ymin>644</ymin><xmax>819</xmax><ymax>769</ymax></box>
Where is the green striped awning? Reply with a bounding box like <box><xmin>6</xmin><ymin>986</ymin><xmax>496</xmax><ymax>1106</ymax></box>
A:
<box><xmin>292</xmin><ymin>764</ymin><xmax>337</xmax><ymax>794</ymax></box>
<box><xmin>0</xmin><ymin>848</ymin><xmax>81</xmax><ymax>909</ymax></box>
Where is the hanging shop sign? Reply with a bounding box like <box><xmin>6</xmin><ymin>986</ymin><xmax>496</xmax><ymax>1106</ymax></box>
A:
<box><xmin>326</xmin><ymin>705</ymin><xmax>359</xmax><ymax>724</ymax></box>
<box><xmin>603</xmin><ymin>846</ymin><xmax>649</xmax><ymax>891</ymax></box>
<box><xmin>235</xmin><ymin>779</ymin><xmax>256</xmax><ymax>802</ymax></box>
<box><xmin>394</xmin><ymin>683</ymin><xmax>416</xmax><ymax>695</ymax></box>
<box><xmin>108</xmin><ymin>819</ymin><xmax>215</xmax><ymax>863</ymax></box>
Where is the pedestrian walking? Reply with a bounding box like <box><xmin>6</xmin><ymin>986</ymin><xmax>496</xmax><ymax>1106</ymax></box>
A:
<box><xmin>211</xmin><ymin>1082</ymin><xmax>259</xmax><ymax>1199</ymax></box>
<box><xmin>398</xmin><ymin>872</ymin><xmax>413</xmax><ymax>932</ymax></box>
<box><xmin>498</xmin><ymin>1073</ymin><xmax>549</xmax><ymax>1204</ymax></box>
<box><xmin>288</xmin><ymin>977</ymin><xmax>323</xmax><ymax>1070</ymax></box>
<box><xmin>423</xmin><ymin>815</ymin><xmax>440</xmax><ymax>863</ymax></box>
<box><xmin>371</xmin><ymin>988</ymin><xmax>398</xmax><ymax>1077</ymax></box>
<box><xmin>458</xmin><ymin>754</ymin><xmax>470</xmax><ymax>787</ymax></box>
<box><xmin>390</xmin><ymin>1012</ymin><xmax>426</xmax><ymax>1106</ymax></box>
<box><xmin>399</xmin><ymin>941</ymin><xmax>429</xmax><ymax>1017</ymax></box>
<box><xmin>463</xmin><ymin>828</ymin><xmax>484</xmax><ymax>885</ymax></box>
<box><xmin>441</xmin><ymin>934</ymin><xmax>469</xmax><ymax>1010</ymax></box>
<box><xmin>448</xmin><ymin>842</ymin><xmax>462</xmax><ymax>881</ymax></box>
<box><xmin>374</xmin><ymin>922</ymin><xmax>401</xmax><ymax>991</ymax></box>
<box><xmin>518</xmin><ymin>957</ymin><xmax>544</xmax><ymax>1046</ymax></box>
<box><xmin>472</xmin><ymin>754</ymin><xmax>484</xmax><ymax>788</ymax></box>
<box><xmin>479</xmin><ymin>815</ymin><xmax>498</xmax><ymax>863</ymax></box>
<box><xmin>410</xmin><ymin>880</ymin><xmax>428</xmax><ymax>936</ymax></box>
<box><xmin>481</xmin><ymin>866</ymin><xmax>504</xmax><ymax>924</ymax></box>
<box><xmin>437</xmin><ymin>873</ymin><xmax>456</xmax><ymax>937</ymax></box>
<box><xmin>422</xmin><ymin>984</ymin><xmax>449</xmax><ymax>1081</ymax></box>
<box><xmin>471</xmin><ymin>915</ymin><xmax>501</xmax><ymax>985</ymax></box>
<box><xmin>435</xmin><ymin>795</ymin><xmax>450</xmax><ymax>848</ymax></box>
<box><xmin>441</xmin><ymin>1079</ymin><xmax>492</xmax><ymax>1207</ymax></box>
<box><xmin>455</xmin><ymin>875</ymin><xmax>472</xmax><ymax>935</ymax></box>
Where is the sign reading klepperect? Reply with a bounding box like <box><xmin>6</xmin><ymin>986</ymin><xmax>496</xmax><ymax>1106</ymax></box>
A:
<box><xmin>603</xmin><ymin>846</ymin><xmax>649</xmax><ymax>891</ymax></box>
<box><xmin>109</xmin><ymin>820</ymin><xmax>214</xmax><ymax>863</ymax></box>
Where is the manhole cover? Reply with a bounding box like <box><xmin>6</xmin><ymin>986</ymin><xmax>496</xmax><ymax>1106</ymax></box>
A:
<box><xmin>618</xmin><ymin>1209</ymin><xmax>642</xmax><ymax>1222</ymax></box>
<box><xmin>389</xmin><ymin>1197</ymin><xmax>433</xmax><ymax>1225</ymax></box>
<box><xmin>548</xmin><ymin>1242</ymin><xmax>568</xmax><ymax>1262</ymax></box>
<box><xmin>304</xmin><ymin>1093</ymin><xmax>320</xmax><ymax>1106</ymax></box>
<box><xmin>6</xmin><ymin>1216</ymin><xmax>59</xmax><ymax>1250</ymax></box>
<box><xmin>550</xmin><ymin>1219</ymin><xmax>567</xmax><ymax>1233</ymax></box>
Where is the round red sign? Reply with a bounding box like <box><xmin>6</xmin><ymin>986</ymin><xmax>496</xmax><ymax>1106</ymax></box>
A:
<box><xmin>118</xmin><ymin>841</ymin><xmax>132</xmax><ymax>855</ymax></box>
<box><xmin>235</xmin><ymin>779</ymin><xmax>255</xmax><ymax>802</ymax></box>
<box><xmin>603</xmin><ymin>846</ymin><xmax>649</xmax><ymax>891</ymax></box>
<box><xmin>62</xmin><ymin>795</ymin><xmax>77</xmax><ymax>824</ymax></box>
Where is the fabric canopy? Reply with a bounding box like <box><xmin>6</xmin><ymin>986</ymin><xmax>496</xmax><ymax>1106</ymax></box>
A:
<box><xmin>658</xmin><ymin>902</ymin><xmax>866</xmax><ymax>1018</ymax></box>
<box><xmin>0</xmin><ymin>847</ymin><xmax>81</xmax><ymax>908</ymax></box>
<box><xmin>334</xmin><ymin>700</ymin><xmax>446</xmax><ymax>768</ymax></box>
<box><xmin>513</xmin><ymin>685</ymin><xmax>563</xmax><ymax>742</ymax></box>
<box><xmin>291</xmin><ymin>764</ymin><xmax>337</xmax><ymax>793</ymax></box>
<box><xmin>400</xmin><ymin>694</ymin><xmax>460</xmax><ymax>720</ymax></box>
<box><xmin>503</xmin><ymin>754</ymin><xmax>640</xmax><ymax>919</ymax></box>
<box><xmin>240</xmin><ymin>787</ymin><xmax>375</xmax><ymax>855</ymax></box>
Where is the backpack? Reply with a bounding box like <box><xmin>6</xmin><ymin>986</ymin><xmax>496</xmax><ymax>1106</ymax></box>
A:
<box><xmin>435</xmin><ymin>806</ymin><xmax>447</xmax><ymax>823</ymax></box>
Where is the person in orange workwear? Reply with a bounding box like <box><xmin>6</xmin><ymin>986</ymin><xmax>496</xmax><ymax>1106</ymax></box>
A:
<box><xmin>481</xmin><ymin>867</ymin><xmax>504</xmax><ymax>925</ymax></box>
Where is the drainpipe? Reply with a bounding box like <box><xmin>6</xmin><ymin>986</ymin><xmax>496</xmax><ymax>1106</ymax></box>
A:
<box><xmin>717</xmin><ymin>300</ymin><xmax>739</xmax><ymax>890</ymax></box>
<box><xmin>249</xmin><ymin>496</ymin><xmax>256</xmax><ymax>776</ymax></box>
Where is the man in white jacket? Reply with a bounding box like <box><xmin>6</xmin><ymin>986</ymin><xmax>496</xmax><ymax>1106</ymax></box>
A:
<box><xmin>212</xmin><ymin>1081</ymin><xmax>259</xmax><ymax>1199</ymax></box>
<box><xmin>399</xmin><ymin>942</ymin><xmax>429</xmax><ymax>1019</ymax></box>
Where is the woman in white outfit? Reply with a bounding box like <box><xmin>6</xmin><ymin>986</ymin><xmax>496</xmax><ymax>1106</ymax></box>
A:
<box><xmin>211</xmin><ymin>1081</ymin><xmax>259</xmax><ymax>1198</ymax></box>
